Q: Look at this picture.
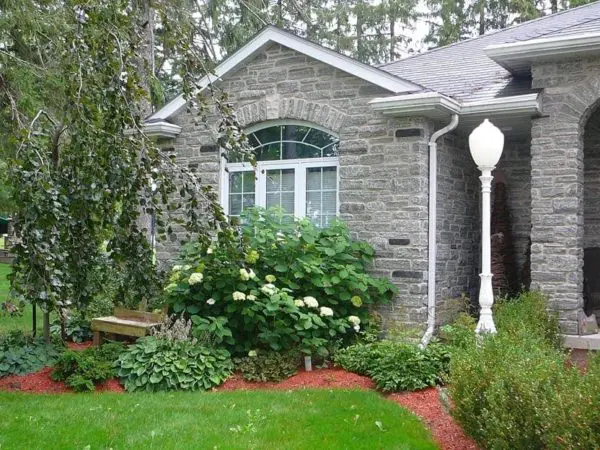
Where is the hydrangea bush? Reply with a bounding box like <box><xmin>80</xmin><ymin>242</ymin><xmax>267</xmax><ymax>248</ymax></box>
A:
<box><xmin>164</xmin><ymin>208</ymin><xmax>397</xmax><ymax>357</ymax></box>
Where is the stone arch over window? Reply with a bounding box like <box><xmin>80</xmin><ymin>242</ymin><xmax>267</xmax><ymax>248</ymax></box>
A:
<box><xmin>236</xmin><ymin>98</ymin><xmax>347</xmax><ymax>133</ymax></box>
<box><xmin>220</xmin><ymin>120</ymin><xmax>340</xmax><ymax>227</ymax></box>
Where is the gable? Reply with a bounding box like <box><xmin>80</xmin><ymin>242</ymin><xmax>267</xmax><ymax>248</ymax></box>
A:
<box><xmin>148</xmin><ymin>26</ymin><xmax>422</xmax><ymax>122</ymax></box>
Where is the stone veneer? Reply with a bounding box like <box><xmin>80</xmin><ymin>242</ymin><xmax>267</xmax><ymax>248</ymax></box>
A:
<box><xmin>530</xmin><ymin>56</ymin><xmax>600</xmax><ymax>334</ymax></box>
<box><xmin>435</xmin><ymin>132</ymin><xmax>480</xmax><ymax>322</ymax></box>
<box><xmin>155</xmin><ymin>42</ymin><xmax>440</xmax><ymax>328</ymax></box>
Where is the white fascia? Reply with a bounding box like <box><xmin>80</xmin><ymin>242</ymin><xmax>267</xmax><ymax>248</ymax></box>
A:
<box><xmin>369</xmin><ymin>92</ymin><xmax>541</xmax><ymax>118</ymax></box>
<box><xmin>148</xmin><ymin>26</ymin><xmax>422</xmax><ymax>122</ymax></box>
<box><xmin>485</xmin><ymin>32</ymin><xmax>600</xmax><ymax>75</ymax></box>
<box><xmin>143</xmin><ymin>121</ymin><xmax>182</xmax><ymax>138</ymax></box>
<box><xmin>369</xmin><ymin>92</ymin><xmax>461</xmax><ymax>118</ymax></box>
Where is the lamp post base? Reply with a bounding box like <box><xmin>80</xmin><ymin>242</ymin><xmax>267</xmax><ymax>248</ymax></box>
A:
<box><xmin>476</xmin><ymin>273</ymin><xmax>497</xmax><ymax>334</ymax></box>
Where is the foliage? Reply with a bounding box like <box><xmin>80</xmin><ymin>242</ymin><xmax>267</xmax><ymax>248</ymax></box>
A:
<box><xmin>0</xmin><ymin>390</ymin><xmax>438</xmax><ymax>449</ymax></box>
<box><xmin>51</xmin><ymin>343</ymin><xmax>124</xmax><ymax>392</ymax></box>
<box><xmin>334</xmin><ymin>340</ymin><xmax>450</xmax><ymax>392</ymax></box>
<box><xmin>151</xmin><ymin>314</ymin><xmax>193</xmax><ymax>341</ymax></box>
<box><xmin>50</xmin><ymin>314</ymin><xmax>93</xmax><ymax>343</ymax></box>
<box><xmin>234</xmin><ymin>350</ymin><xmax>299</xmax><ymax>382</ymax></box>
<box><xmin>449</xmin><ymin>291</ymin><xmax>600</xmax><ymax>450</ymax></box>
<box><xmin>116</xmin><ymin>336</ymin><xmax>233</xmax><ymax>392</ymax></box>
<box><xmin>1</xmin><ymin>0</ymin><xmax>241</xmax><ymax>339</ymax></box>
<box><xmin>165</xmin><ymin>208</ymin><xmax>394</xmax><ymax>356</ymax></box>
<box><xmin>0</xmin><ymin>330</ymin><xmax>62</xmax><ymax>377</ymax></box>
<box><xmin>439</xmin><ymin>312</ymin><xmax>477</xmax><ymax>350</ymax></box>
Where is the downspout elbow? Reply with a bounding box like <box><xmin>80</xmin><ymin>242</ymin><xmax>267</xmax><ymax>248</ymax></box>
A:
<box><xmin>420</xmin><ymin>114</ymin><xmax>460</xmax><ymax>349</ymax></box>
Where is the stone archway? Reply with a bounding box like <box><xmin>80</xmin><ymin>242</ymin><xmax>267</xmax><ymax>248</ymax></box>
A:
<box><xmin>529</xmin><ymin>72</ymin><xmax>600</xmax><ymax>335</ymax></box>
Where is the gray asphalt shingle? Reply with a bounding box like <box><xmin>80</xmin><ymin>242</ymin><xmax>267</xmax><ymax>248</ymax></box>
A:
<box><xmin>380</xmin><ymin>1</ymin><xmax>600</xmax><ymax>102</ymax></box>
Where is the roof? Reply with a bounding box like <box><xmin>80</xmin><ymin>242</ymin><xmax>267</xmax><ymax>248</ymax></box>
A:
<box><xmin>380</xmin><ymin>1</ymin><xmax>600</xmax><ymax>102</ymax></box>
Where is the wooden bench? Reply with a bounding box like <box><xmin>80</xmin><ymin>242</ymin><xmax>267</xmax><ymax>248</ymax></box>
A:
<box><xmin>91</xmin><ymin>307</ymin><xmax>166</xmax><ymax>346</ymax></box>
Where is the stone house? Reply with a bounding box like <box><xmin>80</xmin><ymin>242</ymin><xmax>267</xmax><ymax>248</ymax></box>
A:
<box><xmin>145</xmin><ymin>2</ymin><xmax>600</xmax><ymax>347</ymax></box>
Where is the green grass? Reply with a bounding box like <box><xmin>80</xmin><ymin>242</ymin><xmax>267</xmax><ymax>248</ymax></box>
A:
<box><xmin>0</xmin><ymin>390</ymin><xmax>436</xmax><ymax>449</ymax></box>
<box><xmin>0</xmin><ymin>263</ymin><xmax>45</xmax><ymax>334</ymax></box>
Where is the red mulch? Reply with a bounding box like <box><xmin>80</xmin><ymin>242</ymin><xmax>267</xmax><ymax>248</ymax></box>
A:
<box><xmin>216</xmin><ymin>367</ymin><xmax>375</xmax><ymax>391</ymax></box>
<box><xmin>66</xmin><ymin>341</ymin><xmax>94</xmax><ymax>351</ymax></box>
<box><xmin>390</xmin><ymin>388</ymin><xmax>478</xmax><ymax>450</ymax></box>
<box><xmin>0</xmin><ymin>367</ymin><xmax>124</xmax><ymax>393</ymax></box>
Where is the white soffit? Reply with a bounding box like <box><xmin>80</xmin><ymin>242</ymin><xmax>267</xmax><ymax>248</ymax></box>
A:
<box><xmin>143</xmin><ymin>120</ymin><xmax>182</xmax><ymax>138</ymax></box>
<box><xmin>149</xmin><ymin>26</ymin><xmax>422</xmax><ymax>122</ymax></box>
<box><xmin>369</xmin><ymin>92</ymin><xmax>542</xmax><ymax>119</ymax></box>
<box><xmin>485</xmin><ymin>32</ymin><xmax>600</xmax><ymax>75</ymax></box>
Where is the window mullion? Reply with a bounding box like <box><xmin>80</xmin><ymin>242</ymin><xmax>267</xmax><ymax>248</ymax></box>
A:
<box><xmin>256</xmin><ymin>165</ymin><xmax>266</xmax><ymax>209</ymax></box>
<box><xmin>296</xmin><ymin>163</ymin><xmax>306</xmax><ymax>219</ymax></box>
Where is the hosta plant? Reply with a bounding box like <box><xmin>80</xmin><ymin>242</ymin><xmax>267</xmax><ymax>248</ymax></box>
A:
<box><xmin>116</xmin><ymin>336</ymin><xmax>233</xmax><ymax>392</ymax></box>
<box><xmin>0</xmin><ymin>331</ymin><xmax>63</xmax><ymax>377</ymax></box>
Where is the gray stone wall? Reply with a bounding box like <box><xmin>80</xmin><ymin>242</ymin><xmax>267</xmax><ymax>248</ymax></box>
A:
<box><xmin>529</xmin><ymin>56</ymin><xmax>600</xmax><ymax>334</ymax></box>
<box><xmin>157</xmin><ymin>43</ymin><xmax>435</xmax><ymax>327</ymax></box>
<box><xmin>498</xmin><ymin>138</ymin><xmax>532</xmax><ymax>286</ymax></box>
<box><xmin>435</xmin><ymin>132</ymin><xmax>480</xmax><ymax>323</ymax></box>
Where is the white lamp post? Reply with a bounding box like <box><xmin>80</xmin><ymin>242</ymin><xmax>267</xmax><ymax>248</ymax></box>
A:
<box><xmin>469</xmin><ymin>119</ymin><xmax>504</xmax><ymax>334</ymax></box>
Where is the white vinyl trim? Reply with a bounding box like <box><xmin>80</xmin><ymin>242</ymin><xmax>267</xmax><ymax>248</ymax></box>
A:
<box><xmin>485</xmin><ymin>32</ymin><xmax>600</xmax><ymax>75</ymax></box>
<box><xmin>369</xmin><ymin>92</ymin><xmax>542</xmax><ymax>118</ymax></box>
<box><xmin>148</xmin><ymin>26</ymin><xmax>421</xmax><ymax>122</ymax></box>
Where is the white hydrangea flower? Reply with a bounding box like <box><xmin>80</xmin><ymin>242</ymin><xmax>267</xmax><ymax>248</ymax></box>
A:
<box><xmin>353</xmin><ymin>324</ymin><xmax>360</xmax><ymax>332</ymax></box>
<box><xmin>164</xmin><ymin>283</ymin><xmax>177</xmax><ymax>292</ymax></box>
<box><xmin>303</xmin><ymin>296</ymin><xmax>319</xmax><ymax>308</ymax></box>
<box><xmin>239</xmin><ymin>268</ymin><xmax>250</xmax><ymax>281</ymax></box>
<box><xmin>172</xmin><ymin>265</ymin><xmax>182</xmax><ymax>272</ymax></box>
<box><xmin>247</xmin><ymin>294</ymin><xmax>257</xmax><ymax>301</ymax></box>
<box><xmin>265</xmin><ymin>274</ymin><xmax>276</xmax><ymax>283</ymax></box>
<box><xmin>348</xmin><ymin>316</ymin><xmax>361</xmax><ymax>326</ymax></box>
<box><xmin>294</xmin><ymin>299</ymin><xmax>305</xmax><ymax>307</ymax></box>
<box><xmin>182</xmin><ymin>265</ymin><xmax>192</xmax><ymax>271</ymax></box>
<box><xmin>207</xmin><ymin>247</ymin><xmax>213</xmax><ymax>254</ymax></box>
<box><xmin>319</xmin><ymin>306</ymin><xmax>334</xmax><ymax>317</ymax></box>
<box><xmin>206</xmin><ymin>298</ymin><xmax>215</xmax><ymax>305</ymax></box>
<box><xmin>248</xmin><ymin>350</ymin><xmax>257</xmax><ymax>357</ymax></box>
<box><xmin>248</xmin><ymin>269</ymin><xmax>258</xmax><ymax>280</ymax></box>
<box><xmin>232</xmin><ymin>291</ymin><xmax>246</xmax><ymax>301</ymax></box>
<box><xmin>260</xmin><ymin>283</ymin><xmax>277</xmax><ymax>296</ymax></box>
<box><xmin>188</xmin><ymin>272</ymin><xmax>204</xmax><ymax>285</ymax></box>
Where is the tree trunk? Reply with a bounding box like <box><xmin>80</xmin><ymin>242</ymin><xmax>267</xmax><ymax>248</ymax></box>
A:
<box><xmin>551</xmin><ymin>0</ymin><xmax>558</xmax><ymax>14</ymax></box>
<box><xmin>389</xmin><ymin>15</ymin><xmax>396</xmax><ymax>62</ymax></box>
<box><xmin>478</xmin><ymin>0</ymin><xmax>485</xmax><ymax>35</ymax></box>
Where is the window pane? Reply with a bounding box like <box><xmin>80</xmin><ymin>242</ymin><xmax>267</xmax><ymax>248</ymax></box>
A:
<box><xmin>323</xmin><ymin>142</ymin><xmax>339</xmax><ymax>157</ymax></box>
<box><xmin>229</xmin><ymin>171</ymin><xmax>255</xmax><ymax>216</ymax></box>
<box><xmin>266</xmin><ymin>168</ymin><xmax>295</xmax><ymax>215</ymax></box>
<box><xmin>305</xmin><ymin>167</ymin><xmax>337</xmax><ymax>227</ymax></box>
<box><xmin>282</xmin><ymin>124</ymin><xmax>311</xmax><ymax>142</ymax></box>
<box><xmin>283</xmin><ymin>142</ymin><xmax>321</xmax><ymax>159</ymax></box>
<box><xmin>256</xmin><ymin>143</ymin><xmax>280</xmax><ymax>161</ymax></box>
<box><xmin>305</xmin><ymin>128</ymin><xmax>338</xmax><ymax>149</ymax></box>
<box><xmin>254</xmin><ymin>127</ymin><xmax>280</xmax><ymax>147</ymax></box>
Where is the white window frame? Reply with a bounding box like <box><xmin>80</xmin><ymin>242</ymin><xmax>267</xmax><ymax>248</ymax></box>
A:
<box><xmin>219</xmin><ymin>121</ymin><xmax>340</xmax><ymax>221</ymax></box>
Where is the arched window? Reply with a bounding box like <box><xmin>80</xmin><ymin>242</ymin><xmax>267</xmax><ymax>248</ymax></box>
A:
<box><xmin>221</xmin><ymin>121</ymin><xmax>339</xmax><ymax>227</ymax></box>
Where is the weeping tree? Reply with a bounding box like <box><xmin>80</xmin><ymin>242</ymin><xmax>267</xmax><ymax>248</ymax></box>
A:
<box><xmin>0</xmin><ymin>0</ymin><xmax>245</xmax><ymax>341</ymax></box>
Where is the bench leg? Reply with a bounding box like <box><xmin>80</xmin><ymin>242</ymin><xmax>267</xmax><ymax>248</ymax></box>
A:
<box><xmin>93</xmin><ymin>331</ymin><xmax>103</xmax><ymax>346</ymax></box>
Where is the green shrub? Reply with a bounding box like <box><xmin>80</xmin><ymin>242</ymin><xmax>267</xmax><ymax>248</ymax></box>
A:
<box><xmin>51</xmin><ymin>343</ymin><xmax>124</xmax><ymax>392</ymax></box>
<box><xmin>50</xmin><ymin>314</ymin><xmax>93</xmax><ymax>343</ymax></box>
<box><xmin>163</xmin><ymin>208</ymin><xmax>397</xmax><ymax>357</ymax></box>
<box><xmin>449</xmin><ymin>291</ymin><xmax>600</xmax><ymax>450</ymax></box>
<box><xmin>0</xmin><ymin>331</ymin><xmax>63</xmax><ymax>377</ymax></box>
<box><xmin>234</xmin><ymin>350</ymin><xmax>299</xmax><ymax>382</ymax></box>
<box><xmin>334</xmin><ymin>340</ymin><xmax>450</xmax><ymax>392</ymax></box>
<box><xmin>116</xmin><ymin>336</ymin><xmax>233</xmax><ymax>392</ymax></box>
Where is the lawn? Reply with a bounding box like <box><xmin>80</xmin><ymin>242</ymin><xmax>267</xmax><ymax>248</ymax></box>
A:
<box><xmin>0</xmin><ymin>263</ymin><xmax>44</xmax><ymax>334</ymax></box>
<box><xmin>0</xmin><ymin>389</ymin><xmax>436</xmax><ymax>450</ymax></box>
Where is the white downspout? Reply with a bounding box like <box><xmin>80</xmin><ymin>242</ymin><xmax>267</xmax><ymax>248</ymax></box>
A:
<box><xmin>420</xmin><ymin>114</ymin><xmax>459</xmax><ymax>349</ymax></box>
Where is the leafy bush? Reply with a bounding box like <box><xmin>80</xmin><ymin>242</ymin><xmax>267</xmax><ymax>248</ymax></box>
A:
<box><xmin>0</xmin><ymin>331</ymin><xmax>63</xmax><ymax>377</ymax></box>
<box><xmin>164</xmin><ymin>208</ymin><xmax>396</xmax><ymax>356</ymax></box>
<box><xmin>116</xmin><ymin>336</ymin><xmax>233</xmax><ymax>392</ymax></box>
<box><xmin>235</xmin><ymin>350</ymin><xmax>299</xmax><ymax>382</ymax></box>
<box><xmin>334</xmin><ymin>340</ymin><xmax>450</xmax><ymax>392</ymax></box>
<box><xmin>51</xmin><ymin>343</ymin><xmax>124</xmax><ymax>392</ymax></box>
<box><xmin>449</xmin><ymin>291</ymin><xmax>600</xmax><ymax>449</ymax></box>
<box><xmin>50</xmin><ymin>314</ymin><xmax>93</xmax><ymax>343</ymax></box>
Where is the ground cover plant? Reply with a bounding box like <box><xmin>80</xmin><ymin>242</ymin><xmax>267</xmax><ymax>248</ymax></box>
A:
<box><xmin>0</xmin><ymin>390</ymin><xmax>437</xmax><ymax>450</ymax></box>
<box><xmin>334</xmin><ymin>340</ymin><xmax>450</xmax><ymax>392</ymax></box>
<box><xmin>164</xmin><ymin>208</ymin><xmax>397</xmax><ymax>358</ymax></box>
<box><xmin>449</xmin><ymin>291</ymin><xmax>600</xmax><ymax>449</ymax></box>
<box><xmin>0</xmin><ymin>330</ymin><xmax>62</xmax><ymax>377</ymax></box>
<box><xmin>234</xmin><ymin>350</ymin><xmax>299</xmax><ymax>382</ymax></box>
<box><xmin>51</xmin><ymin>343</ymin><xmax>124</xmax><ymax>392</ymax></box>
